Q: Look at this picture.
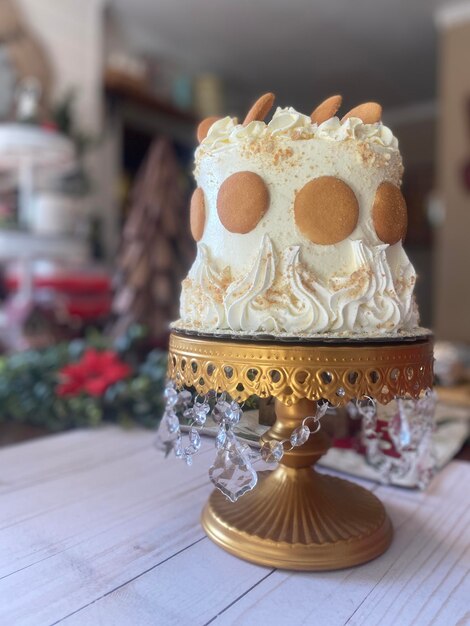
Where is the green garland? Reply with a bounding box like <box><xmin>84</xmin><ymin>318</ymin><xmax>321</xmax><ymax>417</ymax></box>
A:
<box><xmin>0</xmin><ymin>326</ymin><xmax>168</xmax><ymax>432</ymax></box>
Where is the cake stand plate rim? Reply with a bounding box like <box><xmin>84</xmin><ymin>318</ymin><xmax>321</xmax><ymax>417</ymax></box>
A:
<box><xmin>170</xmin><ymin>325</ymin><xmax>433</xmax><ymax>347</ymax></box>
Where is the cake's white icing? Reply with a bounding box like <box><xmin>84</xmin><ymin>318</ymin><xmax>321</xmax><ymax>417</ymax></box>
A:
<box><xmin>180</xmin><ymin>236</ymin><xmax>418</xmax><ymax>335</ymax></box>
<box><xmin>197</xmin><ymin>107</ymin><xmax>399</xmax><ymax>156</ymax></box>
<box><xmin>179</xmin><ymin>105</ymin><xmax>420</xmax><ymax>337</ymax></box>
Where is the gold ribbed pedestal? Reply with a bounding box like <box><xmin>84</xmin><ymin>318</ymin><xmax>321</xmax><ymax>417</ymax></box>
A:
<box><xmin>168</xmin><ymin>331</ymin><xmax>433</xmax><ymax>571</ymax></box>
<box><xmin>202</xmin><ymin>398</ymin><xmax>392</xmax><ymax>570</ymax></box>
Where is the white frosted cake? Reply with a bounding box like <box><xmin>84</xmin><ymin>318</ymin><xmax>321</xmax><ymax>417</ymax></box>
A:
<box><xmin>175</xmin><ymin>93</ymin><xmax>421</xmax><ymax>338</ymax></box>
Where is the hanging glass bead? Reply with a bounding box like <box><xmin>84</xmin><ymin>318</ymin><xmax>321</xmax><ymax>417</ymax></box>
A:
<box><xmin>356</xmin><ymin>397</ymin><xmax>377</xmax><ymax>436</ymax></box>
<box><xmin>154</xmin><ymin>423</ymin><xmax>174</xmax><ymax>456</ymax></box>
<box><xmin>316</xmin><ymin>401</ymin><xmax>329</xmax><ymax>420</ymax></box>
<box><xmin>183</xmin><ymin>406</ymin><xmax>195</xmax><ymax>421</ymax></box>
<box><xmin>193</xmin><ymin>399</ymin><xmax>211</xmax><ymax>426</ymax></box>
<box><xmin>212</xmin><ymin>398</ymin><xmax>231</xmax><ymax>424</ymax></box>
<box><xmin>290</xmin><ymin>424</ymin><xmax>310</xmax><ymax>447</ymax></box>
<box><xmin>166</xmin><ymin>411</ymin><xmax>180</xmax><ymax>434</ymax></box>
<box><xmin>190</xmin><ymin>426</ymin><xmax>201</xmax><ymax>450</ymax></box>
<box><xmin>173</xmin><ymin>432</ymin><xmax>183</xmax><ymax>458</ymax></box>
<box><xmin>357</xmin><ymin>397</ymin><xmax>376</xmax><ymax>419</ymax></box>
<box><xmin>260</xmin><ymin>439</ymin><xmax>284</xmax><ymax>463</ymax></box>
<box><xmin>225</xmin><ymin>400</ymin><xmax>242</xmax><ymax>425</ymax></box>
<box><xmin>177</xmin><ymin>389</ymin><xmax>192</xmax><ymax>408</ymax></box>
<box><xmin>389</xmin><ymin>398</ymin><xmax>413</xmax><ymax>451</ymax></box>
<box><xmin>163</xmin><ymin>383</ymin><xmax>178</xmax><ymax>408</ymax></box>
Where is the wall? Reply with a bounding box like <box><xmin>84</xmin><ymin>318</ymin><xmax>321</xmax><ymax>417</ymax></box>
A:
<box><xmin>16</xmin><ymin>0</ymin><xmax>104</xmax><ymax>131</ymax></box>
<box><xmin>434</xmin><ymin>12</ymin><xmax>470</xmax><ymax>341</ymax></box>
<box><xmin>15</xmin><ymin>0</ymin><xmax>118</xmax><ymax>259</ymax></box>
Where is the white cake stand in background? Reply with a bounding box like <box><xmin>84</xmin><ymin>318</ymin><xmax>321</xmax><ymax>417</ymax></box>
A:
<box><xmin>0</xmin><ymin>123</ymin><xmax>82</xmax><ymax>351</ymax></box>
<box><xmin>0</xmin><ymin>123</ymin><xmax>76</xmax><ymax>227</ymax></box>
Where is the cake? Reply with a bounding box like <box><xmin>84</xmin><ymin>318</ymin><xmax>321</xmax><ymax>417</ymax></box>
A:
<box><xmin>175</xmin><ymin>93</ymin><xmax>421</xmax><ymax>338</ymax></box>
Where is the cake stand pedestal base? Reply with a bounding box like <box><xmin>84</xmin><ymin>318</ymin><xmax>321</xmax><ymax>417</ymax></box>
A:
<box><xmin>202</xmin><ymin>397</ymin><xmax>392</xmax><ymax>571</ymax></box>
<box><xmin>202</xmin><ymin>468</ymin><xmax>392</xmax><ymax>571</ymax></box>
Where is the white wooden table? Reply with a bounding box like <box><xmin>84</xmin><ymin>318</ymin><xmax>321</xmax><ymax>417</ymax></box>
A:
<box><xmin>0</xmin><ymin>427</ymin><xmax>468</xmax><ymax>626</ymax></box>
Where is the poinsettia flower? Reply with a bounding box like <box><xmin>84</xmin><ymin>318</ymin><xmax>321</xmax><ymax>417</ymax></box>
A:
<box><xmin>57</xmin><ymin>348</ymin><xmax>132</xmax><ymax>397</ymax></box>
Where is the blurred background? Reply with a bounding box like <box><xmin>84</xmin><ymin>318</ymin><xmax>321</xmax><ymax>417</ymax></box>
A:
<box><xmin>0</xmin><ymin>0</ymin><xmax>469</xmax><ymax>447</ymax></box>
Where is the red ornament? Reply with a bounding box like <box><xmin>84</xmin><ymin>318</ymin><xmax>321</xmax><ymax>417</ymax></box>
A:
<box><xmin>57</xmin><ymin>349</ymin><xmax>132</xmax><ymax>397</ymax></box>
<box><xmin>41</xmin><ymin>120</ymin><xmax>58</xmax><ymax>131</ymax></box>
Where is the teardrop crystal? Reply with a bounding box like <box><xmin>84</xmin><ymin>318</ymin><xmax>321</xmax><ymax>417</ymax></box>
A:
<box><xmin>209</xmin><ymin>441</ymin><xmax>258</xmax><ymax>502</ymax></box>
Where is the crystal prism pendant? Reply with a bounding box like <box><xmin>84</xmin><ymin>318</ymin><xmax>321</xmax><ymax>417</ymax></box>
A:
<box><xmin>290</xmin><ymin>424</ymin><xmax>310</xmax><ymax>447</ymax></box>
<box><xmin>209</xmin><ymin>441</ymin><xmax>258</xmax><ymax>502</ymax></box>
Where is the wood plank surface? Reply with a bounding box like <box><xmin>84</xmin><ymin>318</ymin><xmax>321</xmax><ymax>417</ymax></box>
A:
<box><xmin>0</xmin><ymin>427</ymin><xmax>468</xmax><ymax>626</ymax></box>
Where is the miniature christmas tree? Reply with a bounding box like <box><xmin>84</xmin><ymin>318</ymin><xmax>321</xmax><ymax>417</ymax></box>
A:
<box><xmin>111</xmin><ymin>137</ymin><xmax>193</xmax><ymax>342</ymax></box>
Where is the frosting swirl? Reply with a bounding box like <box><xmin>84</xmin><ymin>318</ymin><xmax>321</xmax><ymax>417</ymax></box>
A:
<box><xmin>316</xmin><ymin>116</ymin><xmax>398</xmax><ymax>149</ymax></box>
<box><xmin>225</xmin><ymin>234</ymin><xmax>278</xmax><ymax>332</ymax></box>
<box><xmin>395</xmin><ymin>257</ymin><xmax>419</xmax><ymax>329</ymax></box>
<box><xmin>329</xmin><ymin>242</ymin><xmax>402</xmax><ymax>332</ymax></box>
<box><xmin>278</xmin><ymin>246</ymin><xmax>330</xmax><ymax>332</ymax></box>
<box><xmin>179</xmin><ymin>237</ymin><xmax>418</xmax><ymax>336</ymax></box>
<box><xmin>180</xmin><ymin>244</ymin><xmax>227</xmax><ymax>329</ymax></box>
<box><xmin>267</xmin><ymin>106</ymin><xmax>312</xmax><ymax>135</ymax></box>
<box><xmin>198</xmin><ymin>106</ymin><xmax>399</xmax><ymax>155</ymax></box>
<box><xmin>198</xmin><ymin>116</ymin><xmax>237</xmax><ymax>153</ymax></box>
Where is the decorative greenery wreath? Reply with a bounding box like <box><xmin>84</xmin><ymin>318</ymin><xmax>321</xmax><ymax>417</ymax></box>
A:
<box><xmin>0</xmin><ymin>326</ymin><xmax>168</xmax><ymax>432</ymax></box>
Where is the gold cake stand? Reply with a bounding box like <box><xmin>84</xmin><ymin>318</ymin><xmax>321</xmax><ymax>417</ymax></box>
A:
<box><xmin>167</xmin><ymin>331</ymin><xmax>434</xmax><ymax>571</ymax></box>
